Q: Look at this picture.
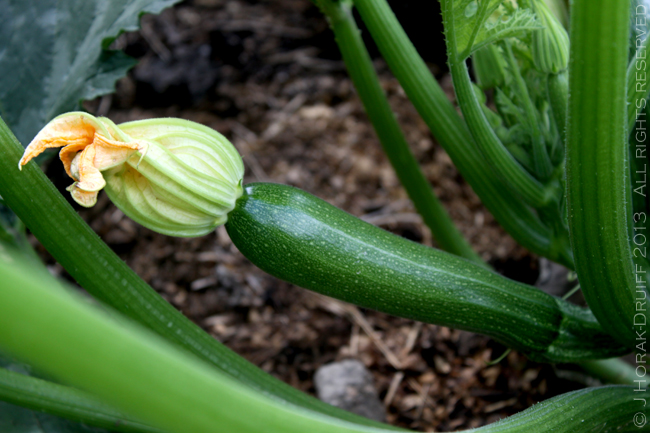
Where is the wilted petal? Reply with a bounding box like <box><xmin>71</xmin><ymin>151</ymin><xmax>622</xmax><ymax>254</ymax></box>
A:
<box><xmin>75</xmin><ymin>145</ymin><xmax>106</xmax><ymax>193</ymax></box>
<box><xmin>60</xmin><ymin>143</ymin><xmax>91</xmax><ymax>180</ymax></box>
<box><xmin>18</xmin><ymin>112</ymin><xmax>109</xmax><ymax>170</ymax></box>
<box><xmin>93</xmin><ymin>133</ymin><xmax>145</xmax><ymax>171</ymax></box>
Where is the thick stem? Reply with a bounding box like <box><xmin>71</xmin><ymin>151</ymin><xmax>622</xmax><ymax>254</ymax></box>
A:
<box><xmin>0</xmin><ymin>255</ymin><xmax>404</xmax><ymax>433</ymax></box>
<box><xmin>627</xmin><ymin>25</ymin><xmax>650</xmax><ymax>131</ymax></box>
<box><xmin>566</xmin><ymin>0</ymin><xmax>641</xmax><ymax>348</ymax></box>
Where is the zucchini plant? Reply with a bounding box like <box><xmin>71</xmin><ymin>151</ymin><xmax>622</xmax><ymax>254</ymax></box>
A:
<box><xmin>0</xmin><ymin>0</ymin><xmax>646</xmax><ymax>432</ymax></box>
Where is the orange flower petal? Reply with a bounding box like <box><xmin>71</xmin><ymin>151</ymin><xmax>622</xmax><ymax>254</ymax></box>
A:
<box><xmin>59</xmin><ymin>143</ymin><xmax>90</xmax><ymax>180</ymax></box>
<box><xmin>92</xmin><ymin>134</ymin><xmax>143</xmax><ymax>171</ymax></box>
<box><xmin>18</xmin><ymin>113</ymin><xmax>100</xmax><ymax>170</ymax></box>
<box><xmin>75</xmin><ymin>145</ymin><xmax>106</xmax><ymax>192</ymax></box>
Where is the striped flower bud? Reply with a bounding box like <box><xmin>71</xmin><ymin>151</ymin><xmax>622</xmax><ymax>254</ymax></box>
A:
<box><xmin>531</xmin><ymin>0</ymin><xmax>570</xmax><ymax>74</ymax></box>
<box><xmin>19</xmin><ymin>113</ymin><xmax>244</xmax><ymax>237</ymax></box>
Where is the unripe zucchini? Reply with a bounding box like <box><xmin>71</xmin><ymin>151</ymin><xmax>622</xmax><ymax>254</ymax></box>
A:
<box><xmin>226</xmin><ymin>183</ymin><xmax>626</xmax><ymax>363</ymax></box>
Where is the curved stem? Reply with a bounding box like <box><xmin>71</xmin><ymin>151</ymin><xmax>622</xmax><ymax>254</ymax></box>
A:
<box><xmin>0</xmin><ymin>254</ymin><xmax>406</xmax><ymax>433</ymax></box>
<box><xmin>448</xmin><ymin>58</ymin><xmax>551</xmax><ymax>209</ymax></box>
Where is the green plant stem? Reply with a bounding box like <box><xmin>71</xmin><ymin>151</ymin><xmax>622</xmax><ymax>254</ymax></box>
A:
<box><xmin>315</xmin><ymin>0</ymin><xmax>484</xmax><ymax>266</ymax></box>
<box><xmin>441</xmin><ymin>2</ymin><xmax>554</xmax><ymax>208</ymax></box>
<box><xmin>352</xmin><ymin>0</ymin><xmax>574</xmax><ymax>268</ymax></box>
<box><xmin>566</xmin><ymin>0</ymin><xmax>641</xmax><ymax>348</ymax></box>
<box><xmin>0</xmin><ymin>367</ymin><xmax>160</xmax><ymax>433</ymax></box>
<box><xmin>0</xmin><ymin>254</ymin><xmax>643</xmax><ymax>433</ymax></box>
<box><xmin>0</xmin><ymin>254</ymin><xmax>404</xmax><ymax>433</ymax></box>
<box><xmin>501</xmin><ymin>41</ymin><xmax>553</xmax><ymax>180</ymax></box>
<box><xmin>0</xmin><ymin>117</ymin><xmax>396</xmax><ymax>430</ymax></box>
<box><xmin>579</xmin><ymin>358</ymin><xmax>641</xmax><ymax>386</ymax></box>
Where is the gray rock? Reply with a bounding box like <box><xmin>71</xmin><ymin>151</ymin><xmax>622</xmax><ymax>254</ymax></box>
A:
<box><xmin>535</xmin><ymin>257</ymin><xmax>575</xmax><ymax>297</ymax></box>
<box><xmin>314</xmin><ymin>359</ymin><xmax>386</xmax><ymax>422</ymax></box>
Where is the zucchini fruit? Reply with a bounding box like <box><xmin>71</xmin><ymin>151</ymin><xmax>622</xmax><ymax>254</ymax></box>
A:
<box><xmin>226</xmin><ymin>183</ymin><xmax>626</xmax><ymax>363</ymax></box>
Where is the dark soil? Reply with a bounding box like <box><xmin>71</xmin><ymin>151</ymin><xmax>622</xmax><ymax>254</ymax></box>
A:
<box><xmin>37</xmin><ymin>0</ymin><xmax>590</xmax><ymax>431</ymax></box>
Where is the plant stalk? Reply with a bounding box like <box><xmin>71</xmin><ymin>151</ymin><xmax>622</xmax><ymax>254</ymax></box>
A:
<box><xmin>566</xmin><ymin>0</ymin><xmax>641</xmax><ymax>348</ymax></box>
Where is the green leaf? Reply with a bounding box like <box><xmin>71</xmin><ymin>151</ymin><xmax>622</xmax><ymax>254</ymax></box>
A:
<box><xmin>449</xmin><ymin>0</ymin><xmax>541</xmax><ymax>61</ymax></box>
<box><xmin>0</xmin><ymin>0</ymin><xmax>180</xmax><ymax>146</ymax></box>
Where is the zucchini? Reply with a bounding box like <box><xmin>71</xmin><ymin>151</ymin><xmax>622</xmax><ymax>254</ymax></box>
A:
<box><xmin>226</xmin><ymin>183</ymin><xmax>626</xmax><ymax>363</ymax></box>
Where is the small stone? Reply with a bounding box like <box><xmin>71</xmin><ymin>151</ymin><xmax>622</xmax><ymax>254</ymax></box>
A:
<box><xmin>314</xmin><ymin>359</ymin><xmax>386</xmax><ymax>422</ymax></box>
<box><xmin>535</xmin><ymin>258</ymin><xmax>575</xmax><ymax>297</ymax></box>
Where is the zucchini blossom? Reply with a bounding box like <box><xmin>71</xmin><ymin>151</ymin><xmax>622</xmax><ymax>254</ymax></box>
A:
<box><xmin>19</xmin><ymin>112</ymin><xmax>244</xmax><ymax>237</ymax></box>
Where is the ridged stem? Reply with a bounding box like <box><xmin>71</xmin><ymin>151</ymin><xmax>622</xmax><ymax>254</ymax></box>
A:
<box><xmin>566</xmin><ymin>0</ymin><xmax>641</xmax><ymax>348</ymax></box>
<box><xmin>448</xmin><ymin>58</ymin><xmax>551</xmax><ymax>209</ymax></box>
<box><xmin>627</xmin><ymin>25</ymin><xmax>650</xmax><ymax>131</ymax></box>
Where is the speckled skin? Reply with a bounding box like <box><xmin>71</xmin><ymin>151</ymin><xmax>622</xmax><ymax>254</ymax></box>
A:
<box><xmin>226</xmin><ymin>183</ymin><xmax>627</xmax><ymax>363</ymax></box>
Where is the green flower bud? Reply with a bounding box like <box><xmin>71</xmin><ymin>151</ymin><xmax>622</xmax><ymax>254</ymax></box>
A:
<box><xmin>18</xmin><ymin>113</ymin><xmax>244</xmax><ymax>237</ymax></box>
<box><xmin>103</xmin><ymin>118</ymin><xmax>244</xmax><ymax>237</ymax></box>
<box><xmin>472</xmin><ymin>44</ymin><xmax>507</xmax><ymax>90</ymax></box>
<box><xmin>531</xmin><ymin>0</ymin><xmax>570</xmax><ymax>74</ymax></box>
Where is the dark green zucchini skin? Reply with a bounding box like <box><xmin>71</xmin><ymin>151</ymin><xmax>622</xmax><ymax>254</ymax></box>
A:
<box><xmin>226</xmin><ymin>183</ymin><xmax>627</xmax><ymax>362</ymax></box>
